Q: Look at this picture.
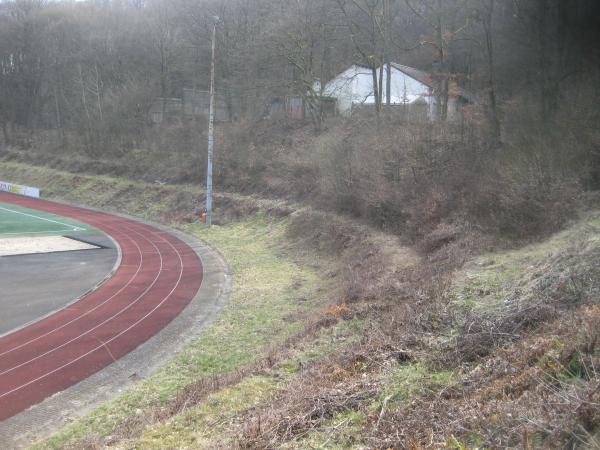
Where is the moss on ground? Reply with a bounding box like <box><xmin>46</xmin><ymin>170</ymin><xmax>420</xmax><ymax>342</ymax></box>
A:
<box><xmin>375</xmin><ymin>363</ymin><xmax>456</xmax><ymax>412</ymax></box>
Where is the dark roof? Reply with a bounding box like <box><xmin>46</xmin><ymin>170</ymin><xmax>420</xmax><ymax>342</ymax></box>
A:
<box><xmin>390</xmin><ymin>62</ymin><xmax>475</xmax><ymax>102</ymax></box>
<box><xmin>390</xmin><ymin>63</ymin><xmax>435</xmax><ymax>88</ymax></box>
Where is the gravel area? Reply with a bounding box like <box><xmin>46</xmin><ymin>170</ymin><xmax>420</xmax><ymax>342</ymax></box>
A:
<box><xmin>0</xmin><ymin>236</ymin><xmax>99</xmax><ymax>257</ymax></box>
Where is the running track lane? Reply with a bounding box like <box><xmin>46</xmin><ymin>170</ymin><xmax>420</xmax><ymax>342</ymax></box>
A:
<box><xmin>0</xmin><ymin>192</ymin><xmax>203</xmax><ymax>421</ymax></box>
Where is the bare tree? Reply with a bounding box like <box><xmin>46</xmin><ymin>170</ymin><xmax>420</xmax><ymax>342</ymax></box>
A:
<box><xmin>404</xmin><ymin>0</ymin><xmax>471</xmax><ymax>121</ymax></box>
<box><xmin>335</xmin><ymin>0</ymin><xmax>386</xmax><ymax>113</ymax></box>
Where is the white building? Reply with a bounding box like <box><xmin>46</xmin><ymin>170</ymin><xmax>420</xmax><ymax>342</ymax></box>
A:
<box><xmin>320</xmin><ymin>63</ymin><xmax>469</xmax><ymax>121</ymax></box>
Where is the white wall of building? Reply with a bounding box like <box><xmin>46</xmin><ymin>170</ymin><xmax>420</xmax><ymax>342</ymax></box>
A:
<box><xmin>321</xmin><ymin>64</ymin><xmax>436</xmax><ymax>118</ymax></box>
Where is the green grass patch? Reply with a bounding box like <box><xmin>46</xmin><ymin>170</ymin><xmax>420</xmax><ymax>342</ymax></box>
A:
<box><xmin>283</xmin><ymin>319</ymin><xmax>365</xmax><ymax>374</ymax></box>
<box><xmin>375</xmin><ymin>363</ymin><xmax>456</xmax><ymax>411</ymax></box>
<box><xmin>132</xmin><ymin>375</ymin><xmax>276</xmax><ymax>449</ymax></box>
<box><xmin>285</xmin><ymin>363</ymin><xmax>455</xmax><ymax>450</ymax></box>
<box><xmin>447</xmin><ymin>433</ymin><xmax>487</xmax><ymax>449</ymax></box>
<box><xmin>285</xmin><ymin>410</ymin><xmax>367</xmax><ymax>450</ymax></box>
<box><xmin>0</xmin><ymin>201</ymin><xmax>93</xmax><ymax>236</ymax></box>
<box><xmin>284</xmin><ymin>363</ymin><xmax>455</xmax><ymax>450</ymax></box>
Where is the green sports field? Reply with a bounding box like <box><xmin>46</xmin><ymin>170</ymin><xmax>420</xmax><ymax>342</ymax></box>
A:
<box><xmin>0</xmin><ymin>202</ymin><xmax>92</xmax><ymax>237</ymax></box>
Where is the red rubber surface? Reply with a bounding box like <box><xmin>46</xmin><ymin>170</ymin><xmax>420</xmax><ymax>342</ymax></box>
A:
<box><xmin>0</xmin><ymin>192</ymin><xmax>203</xmax><ymax>421</ymax></box>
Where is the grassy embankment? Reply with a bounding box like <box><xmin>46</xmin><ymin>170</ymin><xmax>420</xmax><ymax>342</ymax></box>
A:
<box><xmin>284</xmin><ymin>209</ymin><xmax>600</xmax><ymax>449</ymax></box>
<box><xmin>2</xmin><ymin>161</ymin><xmax>598</xmax><ymax>448</ymax></box>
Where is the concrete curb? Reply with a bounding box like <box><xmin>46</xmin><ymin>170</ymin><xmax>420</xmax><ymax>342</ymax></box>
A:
<box><xmin>0</xmin><ymin>210</ymin><xmax>230</xmax><ymax>449</ymax></box>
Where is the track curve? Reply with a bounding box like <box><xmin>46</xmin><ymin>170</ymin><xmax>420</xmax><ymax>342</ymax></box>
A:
<box><xmin>0</xmin><ymin>192</ymin><xmax>203</xmax><ymax>421</ymax></box>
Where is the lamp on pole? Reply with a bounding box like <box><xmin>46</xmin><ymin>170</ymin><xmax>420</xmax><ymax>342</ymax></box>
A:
<box><xmin>205</xmin><ymin>16</ymin><xmax>219</xmax><ymax>226</ymax></box>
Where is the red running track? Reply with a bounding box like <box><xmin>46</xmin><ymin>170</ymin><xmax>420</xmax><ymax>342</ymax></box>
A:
<box><xmin>0</xmin><ymin>192</ymin><xmax>203</xmax><ymax>421</ymax></box>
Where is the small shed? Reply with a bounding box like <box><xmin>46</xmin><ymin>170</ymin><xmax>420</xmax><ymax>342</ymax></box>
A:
<box><xmin>268</xmin><ymin>96</ymin><xmax>305</xmax><ymax>120</ymax></box>
<box><xmin>149</xmin><ymin>98</ymin><xmax>183</xmax><ymax>124</ymax></box>
<box><xmin>268</xmin><ymin>95</ymin><xmax>337</xmax><ymax>121</ymax></box>
<box><xmin>182</xmin><ymin>88</ymin><xmax>230</xmax><ymax>121</ymax></box>
<box><xmin>149</xmin><ymin>89</ymin><xmax>231</xmax><ymax>125</ymax></box>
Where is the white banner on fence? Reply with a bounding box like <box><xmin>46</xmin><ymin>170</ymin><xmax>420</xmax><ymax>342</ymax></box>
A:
<box><xmin>0</xmin><ymin>181</ymin><xmax>40</xmax><ymax>198</ymax></box>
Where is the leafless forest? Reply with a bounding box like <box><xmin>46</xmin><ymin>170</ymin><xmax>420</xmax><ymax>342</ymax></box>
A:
<box><xmin>1</xmin><ymin>1</ymin><xmax>600</xmax><ymax>448</ymax></box>
<box><xmin>1</xmin><ymin>0</ymin><xmax>598</xmax><ymax>239</ymax></box>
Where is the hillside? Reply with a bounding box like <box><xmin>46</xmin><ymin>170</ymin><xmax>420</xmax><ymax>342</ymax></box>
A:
<box><xmin>0</xmin><ymin>163</ymin><xmax>598</xmax><ymax>449</ymax></box>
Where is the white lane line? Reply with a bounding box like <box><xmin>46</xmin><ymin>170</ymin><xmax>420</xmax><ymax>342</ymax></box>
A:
<box><xmin>0</xmin><ymin>229</ymin><xmax>76</xmax><ymax>236</ymax></box>
<box><xmin>0</xmin><ymin>223</ymin><xmax>186</xmax><ymax>400</ymax></box>
<box><xmin>0</xmin><ymin>222</ymin><xmax>163</xmax><ymax>378</ymax></box>
<box><xmin>0</xmin><ymin>206</ymin><xmax>86</xmax><ymax>232</ymax></box>
<box><xmin>0</xmin><ymin>219</ymin><xmax>143</xmax><ymax>357</ymax></box>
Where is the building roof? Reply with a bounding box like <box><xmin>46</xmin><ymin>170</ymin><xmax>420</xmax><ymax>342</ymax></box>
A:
<box><xmin>391</xmin><ymin>63</ymin><xmax>474</xmax><ymax>102</ymax></box>
<box><xmin>390</xmin><ymin>63</ymin><xmax>435</xmax><ymax>88</ymax></box>
<box><xmin>320</xmin><ymin>62</ymin><xmax>475</xmax><ymax>106</ymax></box>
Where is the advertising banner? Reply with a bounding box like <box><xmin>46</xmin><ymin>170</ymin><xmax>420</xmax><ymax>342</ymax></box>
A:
<box><xmin>0</xmin><ymin>181</ymin><xmax>40</xmax><ymax>198</ymax></box>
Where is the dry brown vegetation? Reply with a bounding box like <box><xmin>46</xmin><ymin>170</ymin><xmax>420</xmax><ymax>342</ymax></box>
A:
<box><xmin>5</xmin><ymin>100</ymin><xmax>599</xmax><ymax>448</ymax></box>
<box><xmin>220</xmin><ymin>210</ymin><xmax>600</xmax><ymax>449</ymax></box>
<box><xmin>6</xmin><ymin>157</ymin><xmax>598</xmax><ymax>448</ymax></box>
<box><xmin>6</xmin><ymin>110</ymin><xmax>600</xmax><ymax>448</ymax></box>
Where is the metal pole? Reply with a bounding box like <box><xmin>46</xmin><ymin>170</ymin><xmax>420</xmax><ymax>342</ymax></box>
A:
<box><xmin>205</xmin><ymin>22</ymin><xmax>217</xmax><ymax>226</ymax></box>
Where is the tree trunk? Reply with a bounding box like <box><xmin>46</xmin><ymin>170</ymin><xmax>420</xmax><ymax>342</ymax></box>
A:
<box><xmin>1</xmin><ymin>121</ymin><xmax>10</xmax><ymax>146</ymax></box>
<box><xmin>94</xmin><ymin>63</ymin><xmax>103</xmax><ymax>123</ymax></box>
<box><xmin>385</xmin><ymin>0</ymin><xmax>391</xmax><ymax>106</ymax></box>
<box><xmin>484</xmin><ymin>0</ymin><xmax>501</xmax><ymax>142</ymax></box>
<box><xmin>436</xmin><ymin>0</ymin><xmax>448</xmax><ymax>122</ymax></box>
<box><xmin>52</xmin><ymin>80</ymin><xmax>67</xmax><ymax>145</ymax></box>
<box><xmin>537</xmin><ymin>0</ymin><xmax>558</xmax><ymax>124</ymax></box>
<box><xmin>386</xmin><ymin>62</ymin><xmax>392</xmax><ymax>106</ymax></box>
<box><xmin>378</xmin><ymin>63</ymin><xmax>384</xmax><ymax>110</ymax></box>
<box><xmin>440</xmin><ymin>78</ymin><xmax>448</xmax><ymax>122</ymax></box>
<box><xmin>371</xmin><ymin>65</ymin><xmax>380</xmax><ymax>114</ymax></box>
<box><xmin>78</xmin><ymin>64</ymin><xmax>95</xmax><ymax>154</ymax></box>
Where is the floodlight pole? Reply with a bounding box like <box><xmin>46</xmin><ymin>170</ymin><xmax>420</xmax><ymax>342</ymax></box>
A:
<box><xmin>205</xmin><ymin>20</ymin><xmax>217</xmax><ymax>226</ymax></box>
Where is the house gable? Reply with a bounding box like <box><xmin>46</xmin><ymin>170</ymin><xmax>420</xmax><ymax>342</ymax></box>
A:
<box><xmin>319</xmin><ymin>62</ymin><xmax>471</xmax><ymax>120</ymax></box>
<box><xmin>383</xmin><ymin>64</ymin><xmax>433</xmax><ymax>105</ymax></box>
<box><xmin>322</xmin><ymin>63</ymin><xmax>434</xmax><ymax>115</ymax></box>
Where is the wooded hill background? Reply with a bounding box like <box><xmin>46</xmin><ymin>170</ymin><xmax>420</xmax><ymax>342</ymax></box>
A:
<box><xmin>0</xmin><ymin>0</ymin><xmax>599</xmax><ymax>239</ymax></box>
